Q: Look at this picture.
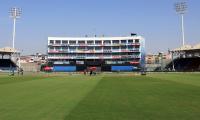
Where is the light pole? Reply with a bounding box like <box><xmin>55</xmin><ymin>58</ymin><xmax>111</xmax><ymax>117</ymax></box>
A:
<box><xmin>9</xmin><ymin>7</ymin><xmax>22</xmax><ymax>49</ymax></box>
<box><xmin>175</xmin><ymin>1</ymin><xmax>187</xmax><ymax>46</ymax></box>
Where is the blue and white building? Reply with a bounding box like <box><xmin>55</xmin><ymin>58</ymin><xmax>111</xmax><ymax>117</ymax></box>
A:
<box><xmin>47</xmin><ymin>34</ymin><xmax>145</xmax><ymax>72</ymax></box>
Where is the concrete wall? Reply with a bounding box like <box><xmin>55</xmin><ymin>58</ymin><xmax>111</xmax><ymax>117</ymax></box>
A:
<box><xmin>21</xmin><ymin>63</ymin><xmax>40</xmax><ymax>72</ymax></box>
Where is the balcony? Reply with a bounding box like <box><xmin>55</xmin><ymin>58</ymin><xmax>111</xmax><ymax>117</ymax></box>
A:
<box><xmin>48</xmin><ymin>49</ymin><xmax>140</xmax><ymax>54</ymax></box>
<box><xmin>48</xmin><ymin>42</ymin><xmax>140</xmax><ymax>47</ymax></box>
<box><xmin>48</xmin><ymin>54</ymin><xmax>141</xmax><ymax>60</ymax></box>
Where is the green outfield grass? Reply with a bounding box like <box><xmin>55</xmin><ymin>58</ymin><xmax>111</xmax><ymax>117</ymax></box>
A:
<box><xmin>0</xmin><ymin>73</ymin><xmax>200</xmax><ymax>120</ymax></box>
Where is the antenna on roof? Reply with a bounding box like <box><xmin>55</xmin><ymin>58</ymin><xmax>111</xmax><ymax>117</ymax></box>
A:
<box><xmin>131</xmin><ymin>33</ymin><xmax>137</xmax><ymax>36</ymax></box>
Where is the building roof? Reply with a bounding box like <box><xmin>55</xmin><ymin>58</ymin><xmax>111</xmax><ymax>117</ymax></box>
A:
<box><xmin>173</xmin><ymin>45</ymin><xmax>192</xmax><ymax>51</ymax></box>
<box><xmin>0</xmin><ymin>47</ymin><xmax>19</xmax><ymax>53</ymax></box>
<box><xmin>48</xmin><ymin>36</ymin><xmax>144</xmax><ymax>41</ymax></box>
<box><xmin>172</xmin><ymin>43</ymin><xmax>200</xmax><ymax>52</ymax></box>
<box><xmin>193</xmin><ymin>43</ymin><xmax>200</xmax><ymax>49</ymax></box>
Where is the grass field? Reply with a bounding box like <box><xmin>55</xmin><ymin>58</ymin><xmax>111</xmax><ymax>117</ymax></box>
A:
<box><xmin>0</xmin><ymin>72</ymin><xmax>200</xmax><ymax>120</ymax></box>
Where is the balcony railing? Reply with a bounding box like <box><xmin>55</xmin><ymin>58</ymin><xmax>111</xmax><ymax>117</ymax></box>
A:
<box><xmin>48</xmin><ymin>48</ymin><xmax>140</xmax><ymax>53</ymax></box>
<box><xmin>48</xmin><ymin>43</ymin><xmax>140</xmax><ymax>47</ymax></box>
<box><xmin>48</xmin><ymin>55</ymin><xmax>141</xmax><ymax>60</ymax></box>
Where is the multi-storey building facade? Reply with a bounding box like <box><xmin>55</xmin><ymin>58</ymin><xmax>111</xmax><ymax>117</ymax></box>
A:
<box><xmin>47</xmin><ymin>34</ymin><xmax>145</xmax><ymax>72</ymax></box>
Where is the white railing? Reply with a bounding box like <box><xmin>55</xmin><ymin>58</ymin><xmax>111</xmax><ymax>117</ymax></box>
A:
<box><xmin>48</xmin><ymin>49</ymin><xmax>140</xmax><ymax>53</ymax></box>
<box><xmin>48</xmin><ymin>55</ymin><xmax>140</xmax><ymax>60</ymax></box>
<box><xmin>48</xmin><ymin>43</ymin><xmax>140</xmax><ymax>46</ymax></box>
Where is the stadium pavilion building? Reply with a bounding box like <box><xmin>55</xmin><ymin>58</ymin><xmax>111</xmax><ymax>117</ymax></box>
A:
<box><xmin>47</xmin><ymin>34</ymin><xmax>145</xmax><ymax>72</ymax></box>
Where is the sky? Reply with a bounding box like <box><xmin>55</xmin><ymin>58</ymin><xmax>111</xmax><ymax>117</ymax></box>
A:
<box><xmin>0</xmin><ymin>0</ymin><xmax>199</xmax><ymax>55</ymax></box>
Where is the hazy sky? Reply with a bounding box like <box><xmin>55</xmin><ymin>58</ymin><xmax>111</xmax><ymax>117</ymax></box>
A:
<box><xmin>0</xmin><ymin>0</ymin><xmax>199</xmax><ymax>55</ymax></box>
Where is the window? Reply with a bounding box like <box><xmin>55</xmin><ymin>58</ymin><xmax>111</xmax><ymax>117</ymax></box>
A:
<box><xmin>87</xmin><ymin>47</ymin><xmax>94</xmax><ymax>50</ymax></box>
<box><xmin>69</xmin><ymin>41</ymin><xmax>76</xmax><ymax>44</ymax></box>
<box><xmin>62</xmin><ymin>46</ymin><xmax>68</xmax><ymax>51</ymax></box>
<box><xmin>78</xmin><ymin>41</ymin><xmax>85</xmax><ymax>44</ymax></box>
<box><xmin>128</xmin><ymin>39</ymin><xmax>133</xmax><ymax>43</ymax></box>
<box><xmin>112</xmin><ymin>53</ymin><xmax>120</xmax><ymax>56</ymax></box>
<box><xmin>128</xmin><ymin>52</ymin><xmax>134</xmax><ymax>55</ymax></box>
<box><xmin>49</xmin><ymin>47</ymin><xmax>54</xmax><ymax>50</ymax></box>
<box><xmin>95</xmin><ymin>40</ymin><xmax>102</xmax><ymax>44</ymax></box>
<box><xmin>55</xmin><ymin>46</ymin><xmax>61</xmax><ymax>50</ymax></box>
<box><xmin>106</xmin><ymin>61</ymin><xmax>113</xmax><ymax>64</ymax></box>
<box><xmin>68</xmin><ymin>53</ymin><xmax>76</xmax><ymax>57</ymax></box>
<box><xmin>135</xmin><ymin>45</ymin><xmax>140</xmax><ymax>48</ymax></box>
<box><xmin>121</xmin><ymin>46</ymin><xmax>127</xmax><ymax>50</ymax></box>
<box><xmin>95</xmin><ymin>46</ymin><xmax>102</xmax><ymax>50</ymax></box>
<box><xmin>103</xmin><ymin>40</ymin><xmax>111</xmax><ymax>44</ymax></box>
<box><xmin>87</xmin><ymin>53</ymin><xmax>94</xmax><ymax>57</ymax></box>
<box><xmin>78</xmin><ymin>46</ymin><xmax>85</xmax><ymax>50</ymax></box>
<box><xmin>76</xmin><ymin>61</ymin><xmax>84</xmax><ymax>64</ymax></box>
<box><xmin>135</xmin><ymin>39</ymin><xmax>139</xmax><ymax>43</ymax></box>
<box><xmin>62</xmin><ymin>40</ymin><xmax>68</xmax><ymax>44</ymax></box>
<box><xmin>69</xmin><ymin>46</ymin><xmax>76</xmax><ymax>50</ymax></box>
<box><xmin>87</xmin><ymin>41</ymin><xmax>94</xmax><ymax>44</ymax></box>
<box><xmin>112</xmin><ymin>46</ymin><xmax>119</xmax><ymax>50</ymax></box>
<box><xmin>50</xmin><ymin>40</ymin><xmax>54</xmax><ymax>44</ymax></box>
<box><xmin>121</xmin><ymin>40</ymin><xmax>127</xmax><ymax>44</ymax></box>
<box><xmin>104</xmin><ymin>46</ymin><xmax>111</xmax><ymax>50</ymax></box>
<box><xmin>113</xmin><ymin>40</ymin><xmax>119</xmax><ymax>44</ymax></box>
<box><xmin>55</xmin><ymin>40</ymin><xmax>61</xmax><ymax>44</ymax></box>
<box><xmin>104</xmin><ymin>53</ymin><xmax>111</xmax><ymax>56</ymax></box>
<box><xmin>128</xmin><ymin>45</ymin><xmax>133</xmax><ymax>50</ymax></box>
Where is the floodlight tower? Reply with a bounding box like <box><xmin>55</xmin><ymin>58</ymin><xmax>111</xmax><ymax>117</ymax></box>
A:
<box><xmin>175</xmin><ymin>1</ymin><xmax>187</xmax><ymax>46</ymax></box>
<box><xmin>9</xmin><ymin>7</ymin><xmax>22</xmax><ymax>49</ymax></box>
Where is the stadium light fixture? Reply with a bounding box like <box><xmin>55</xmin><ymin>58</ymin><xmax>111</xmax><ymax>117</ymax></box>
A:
<box><xmin>175</xmin><ymin>1</ymin><xmax>187</xmax><ymax>46</ymax></box>
<box><xmin>9</xmin><ymin>7</ymin><xmax>22</xmax><ymax>49</ymax></box>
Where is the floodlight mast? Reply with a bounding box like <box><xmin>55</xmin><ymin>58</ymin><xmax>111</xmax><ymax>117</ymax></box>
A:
<box><xmin>175</xmin><ymin>2</ymin><xmax>187</xmax><ymax>46</ymax></box>
<box><xmin>9</xmin><ymin>7</ymin><xmax>22</xmax><ymax>49</ymax></box>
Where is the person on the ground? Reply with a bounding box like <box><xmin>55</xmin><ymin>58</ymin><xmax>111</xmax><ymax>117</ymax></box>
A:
<box><xmin>90</xmin><ymin>70</ymin><xmax>92</xmax><ymax>76</ymax></box>
<box><xmin>84</xmin><ymin>69</ymin><xmax>86</xmax><ymax>75</ymax></box>
<box><xmin>11</xmin><ymin>68</ymin><xmax>14</xmax><ymax>76</ymax></box>
<box><xmin>20</xmin><ymin>68</ymin><xmax>23</xmax><ymax>75</ymax></box>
